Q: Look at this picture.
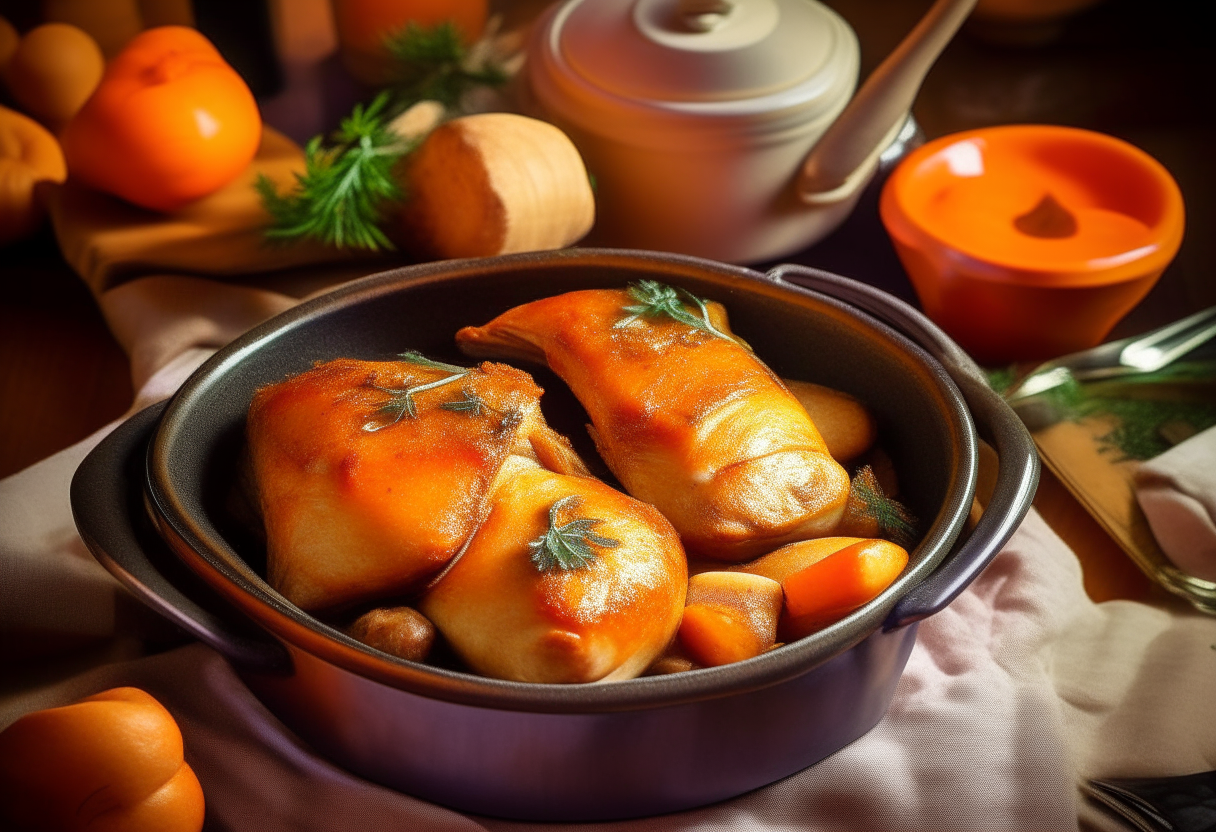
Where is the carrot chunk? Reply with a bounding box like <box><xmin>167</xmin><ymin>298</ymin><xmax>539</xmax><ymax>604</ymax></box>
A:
<box><xmin>779</xmin><ymin>539</ymin><xmax>908</xmax><ymax>640</ymax></box>
<box><xmin>678</xmin><ymin>572</ymin><xmax>783</xmax><ymax>667</ymax></box>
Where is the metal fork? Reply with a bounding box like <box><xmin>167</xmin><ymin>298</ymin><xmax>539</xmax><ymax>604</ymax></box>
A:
<box><xmin>1003</xmin><ymin>305</ymin><xmax>1216</xmax><ymax>430</ymax></box>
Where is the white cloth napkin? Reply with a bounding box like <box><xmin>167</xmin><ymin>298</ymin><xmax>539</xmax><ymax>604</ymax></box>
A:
<box><xmin>1135</xmin><ymin>426</ymin><xmax>1216</xmax><ymax>583</ymax></box>
<box><xmin>2</xmin><ymin>273</ymin><xmax>1215</xmax><ymax>832</ymax></box>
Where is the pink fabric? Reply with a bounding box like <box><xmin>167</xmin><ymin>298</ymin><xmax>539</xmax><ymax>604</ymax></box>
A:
<box><xmin>2</xmin><ymin>275</ymin><xmax>1215</xmax><ymax>831</ymax></box>
<box><xmin>1134</xmin><ymin>426</ymin><xmax>1216</xmax><ymax>583</ymax></box>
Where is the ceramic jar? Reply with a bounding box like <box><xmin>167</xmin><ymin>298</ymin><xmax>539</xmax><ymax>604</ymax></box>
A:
<box><xmin>522</xmin><ymin>0</ymin><xmax>867</xmax><ymax>263</ymax></box>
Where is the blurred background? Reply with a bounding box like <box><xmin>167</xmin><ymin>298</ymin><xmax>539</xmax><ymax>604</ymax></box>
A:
<box><xmin>1</xmin><ymin>0</ymin><xmax>1212</xmax><ymax>479</ymax></box>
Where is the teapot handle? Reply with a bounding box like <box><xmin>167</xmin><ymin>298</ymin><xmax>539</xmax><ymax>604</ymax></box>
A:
<box><xmin>798</xmin><ymin>0</ymin><xmax>978</xmax><ymax>205</ymax></box>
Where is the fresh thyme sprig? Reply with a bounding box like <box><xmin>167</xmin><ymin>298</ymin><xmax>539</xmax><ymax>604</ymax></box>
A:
<box><xmin>850</xmin><ymin>466</ymin><xmax>918</xmax><ymax>548</ymax></box>
<box><xmin>363</xmin><ymin>375</ymin><xmax>467</xmax><ymax>431</ymax></box>
<box><xmin>989</xmin><ymin>360</ymin><xmax>1216</xmax><ymax>460</ymax></box>
<box><xmin>361</xmin><ymin>351</ymin><xmax>471</xmax><ymax>431</ymax></box>
<box><xmin>384</xmin><ymin>21</ymin><xmax>508</xmax><ymax>112</ymax></box>
<box><xmin>529</xmin><ymin>496</ymin><xmax>620</xmax><ymax>573</ymax></box>
<box><xmin>397</xmin><ymin>350</ymin><xmax>470</xmax><ymax>375</ymax></box>
<box><xmin>614</xmin><ymin>281</ymin><xmax>736</xmax><ymax>342</ymax></box>
<box><xmin>440</xmin><ymin>390</ymin><xmax>490</xmax><ymax>415</ymax></box>
<box><xmin>257</xmin><ymin>92</ymin><xmax>412</xmax><ymax>252</ymax></box>
<box><xmin>257</xmin><ymin>23</ymin><xmax>507</xmax><ymax>252</ymax></box>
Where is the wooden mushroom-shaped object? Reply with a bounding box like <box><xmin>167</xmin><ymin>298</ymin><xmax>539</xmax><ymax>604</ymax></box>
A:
<box><xmin>397</xmin><ymin>112</ymin><xmax>595</xmax><ymax>259</ymax></box>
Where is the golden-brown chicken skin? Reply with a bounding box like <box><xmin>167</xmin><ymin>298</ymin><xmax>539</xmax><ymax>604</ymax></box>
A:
<box><xmin>456</xmin><ymin>285</ymin><xmax>851</xmax><ymax>561</ymax></box>
<box><xmin>420</xmin><ymin>464</ymin><xmax>687</xmax><ymax>683</ymax></box>
<box><xmin>246</xmin><ymin>355</ymin><xmax>584</xmax><ymax>612</ymax></box>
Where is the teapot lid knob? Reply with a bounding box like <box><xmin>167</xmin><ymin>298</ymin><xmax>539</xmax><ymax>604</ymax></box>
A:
<box><xmin>675</xmin><ymin>0</ymin><xmax>736</xmax><ymax>32</ymax></box>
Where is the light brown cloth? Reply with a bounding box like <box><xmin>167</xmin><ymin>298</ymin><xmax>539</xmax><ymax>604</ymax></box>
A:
<box><xmin>2</xmin><ymin>272</ymin><xmax>1215</xmax><ymax>831</ymax></box>
<box><xmin>1134</xmin><ymin>426</ymin><xmax>1216</xmax><ymax>583</ymax></box>
<box><xmin>43</xmin><ymin>127</ymin><xmax>373</xmax><ymax>297</ymax></box>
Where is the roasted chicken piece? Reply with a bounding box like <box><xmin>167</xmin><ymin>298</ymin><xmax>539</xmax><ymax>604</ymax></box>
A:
<box><xmin>248</xmin><ymin>352</ymin><xmax>687</xmax><ymax>684</ymax></box>
<box><xmin>456</xmin><ymin>282</ymin><xmax>851</xmax><ymax>561</ymax></box>
<box><xmin>246</xmin><ymin>354</ymin><xmax>587</xmax><ymax>612</ymax></box>
<box><xmin>420</xmin><ymin>465</ymin><xmax>687</xmax><ymax>684</ymax></box>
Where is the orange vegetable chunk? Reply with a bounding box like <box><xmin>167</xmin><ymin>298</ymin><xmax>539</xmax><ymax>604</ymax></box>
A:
<box><xmin>0</xmin><ymin>686</ymin><xmax>205</xmax><ymax>832</ymax></box>
<box><xmin>780</xmin><ymin>539</ymin><xmax>908</xmax><ymax>640</ymax></box>
<box><xmin>733</xmin><ymin>536</ymin><xmax>864</xmax><ymax>583</ymax></box>
<box><xmin>678</xmin><ymin>571</ymin><xmax>783</xmax><ymax>667</ymax></box>
<box><xmin>0</xmin><ymin>104</ymin><xmax>68</xmax><ymax>244</ymax></box>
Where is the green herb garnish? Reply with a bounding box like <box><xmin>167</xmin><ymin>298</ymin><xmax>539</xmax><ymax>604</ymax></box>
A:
<box><xmin>362</xmin><ymin>352</ymin><xmax>471</xmax><ymax>431</ymax></box>
<box><xmin>257</xmin><ymin>23</ymin><xmax>507</xmax><ymax>252</ymax></box>
<box><xmin>528</xmin><ymin>496</ymin><xmax>620</xmax><ymax>572</ymax></box>
<box><xmin>384</xmin><ymin>21</ymin><xmax>508</xmax><ymax>112</ymax></box>
<box><xmin>397</xmin><ymin>350</ymin><xmax>470</xmax><ymax>375</ymax></box>
<box><xmin>850</xmin><ymin>466</ymin><xmax>918</xmax><ymax>548</ymax></box>
<box><xmin>440</xmin><ymin>390</ymin><xmax>489</xmax><ymax>415</ymax></box>
<box><xmin>257</xmin><ymin>92</ymin><xmax>412</xmax><ymax>252</ymax></box>
<box><xmin>1004</xmin><ymin>361</ymin><xmax>1216</xmax><ymax>460</ymax></box>
<box><xmin>614</xmin><ymin>280</ymin><xmax>735</xmax><ymax>342</ymax></box>
<box><xmin>363</xmin><ymin>375</ymin><xmax>467</xmax><ymax>431</ymax></box>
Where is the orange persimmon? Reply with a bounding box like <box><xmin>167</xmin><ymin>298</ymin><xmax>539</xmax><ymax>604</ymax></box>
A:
<box><xmin>0</xmin><ymin>686</ymin><xmax>205</xmax><ymax>832</ymax></box>
<box><xmin>2</xmin><ymin>23</ymin><xmax>104</xmax><ymax>131</ymax></box>
<box><xmin>779</xmin><ymin>539</ymin><xmax>909</xmax><ymax>640</ymax></box>
<box><xmin>0</xmin><ymin>105</ymin><xmax>67</xmax><ymax>245</ymax></box>
<box><xmin>333</xmin><ymin>0</ymin><xmax>488</xmax><ymax>84</ymax></box>
<box><xmin>334</xmin><ymin>0</ymin><xmax>487</xmax><ymax>51</ymax></box>
<box><xmin>0</xmin><ymin>16</ymin><xmax>18</xmax><ymax>73</ymax></box>
<box><xmin>60</xmin><ymin>26</ymin><xmax>261</xmax><ymax>212</ymax></box>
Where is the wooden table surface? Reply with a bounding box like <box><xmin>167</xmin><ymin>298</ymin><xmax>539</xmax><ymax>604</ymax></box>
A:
<box><xmin>1</xmin><ymin>0</ymin><xmax>1211</xmax><ymax>605</ymax></box>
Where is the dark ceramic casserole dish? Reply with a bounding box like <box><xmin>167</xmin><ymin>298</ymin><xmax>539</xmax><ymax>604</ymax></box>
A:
<box><xmin>72</xmin><ymin>249</ymin><xmax>1037</xmax><ymax>822</ymax></box>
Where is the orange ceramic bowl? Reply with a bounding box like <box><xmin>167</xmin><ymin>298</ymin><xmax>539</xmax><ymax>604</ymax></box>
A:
<box><xmin>880</xmin><ymin>125</ymin><xmax>1184</xmax><ymax>363</ymax></box>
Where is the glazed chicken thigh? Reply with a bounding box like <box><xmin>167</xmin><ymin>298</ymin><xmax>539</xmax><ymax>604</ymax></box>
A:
<box><xmin>457</xmin><ymin>282</ymin><xmax>852</xmax><ymax>561</ymax></box>
<box><xmin>421</xmin><ymin>465</ymin><xmax>687</xmax><ymax>683</ymax></box>
<box><xmin>247</xmin><ymin>353</ymin><xmax>686</xmax><ymax>682</ymax></box>
<box><xmin>246</xmin><ymin>355</ymin><xmax>569</xmax><ymax>612</ymax></box>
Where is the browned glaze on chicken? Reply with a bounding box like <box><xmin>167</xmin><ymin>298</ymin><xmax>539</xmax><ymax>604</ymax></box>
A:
<box><xmin>248</xmin><ymin>353</ymin><xmax>687</xmax><ymax>683</ymax></box>
<box><xmin>421</xmin><ymin>466</ymin><xmax>687</xmax><ymax>683</ymax></box>
<box><xmin>247</xmin><ymin>356</ymin><xmax>582</xmax><ymax>612</ymax></box>
<box><xmin>456</xmin><ymin>284</ymin><xmax>851</xmax><ymax>561</ymax></box>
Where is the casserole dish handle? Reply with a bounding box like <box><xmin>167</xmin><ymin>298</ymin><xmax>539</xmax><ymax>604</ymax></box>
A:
<box><xmin>766</xmin><ymin>264</ymin><xmax>1039</xmax><ymax>629</ymax></box>
<box><xmin>71</xmin><ymin>401</ymin><xmax>291</xmax><ymax>673</ymax></box>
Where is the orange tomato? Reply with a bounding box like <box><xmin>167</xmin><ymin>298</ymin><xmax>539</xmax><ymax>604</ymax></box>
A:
<box><xmin>60</xmin><ymin>26</ymin><xmax>261</xmax><ymax>212</ymax></box>
<box><xmin>0</xmin><ymin>687</ymin><xmax>205</xmax><ymax>832</ymax></box>
<box><xmin>0</xmin><ymin>105</ymin><xmax>67</xmax><ymax>245</ymax></box>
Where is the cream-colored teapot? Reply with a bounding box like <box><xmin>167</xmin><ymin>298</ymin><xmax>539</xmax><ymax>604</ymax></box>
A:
<box><xmin>522</xmin><ymin>0</ymin><xmax>977</xmax><ymax>263</ymax></box>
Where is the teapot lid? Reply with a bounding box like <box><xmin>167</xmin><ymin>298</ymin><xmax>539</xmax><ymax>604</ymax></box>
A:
<box><xmin>550</xmin><ymin>0</ymin><xmax>851</xmax><ymax>103</ymax></box>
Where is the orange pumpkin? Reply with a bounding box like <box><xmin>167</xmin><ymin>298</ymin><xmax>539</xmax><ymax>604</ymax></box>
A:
<box><xmin>60</xmin><ymin>26</ymin><xmax>261</xmax><ymax>212</ymax></box>
<box><xmin>0</xmin><ymin>105</ymin><xmax>67</xmax><ymax>245</ymax></box>
<box><xmin>0</xmin><ymin>687</ymin><xmax>205</xmax><ymax>832</ymax></box>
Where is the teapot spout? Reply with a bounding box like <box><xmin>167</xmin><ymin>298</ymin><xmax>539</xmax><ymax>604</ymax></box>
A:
<box><xmin>798</xmin><ymin>0</ymin><xmax>978</xmax><ymax>205</ymax></box>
